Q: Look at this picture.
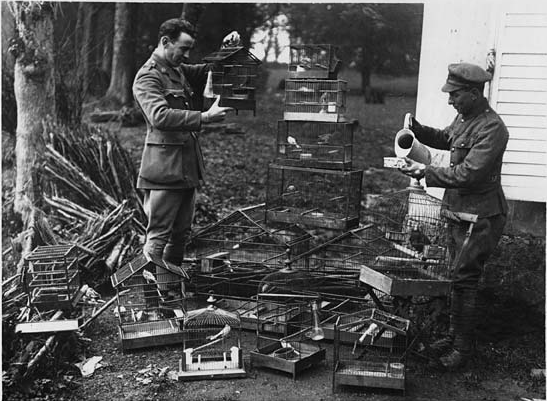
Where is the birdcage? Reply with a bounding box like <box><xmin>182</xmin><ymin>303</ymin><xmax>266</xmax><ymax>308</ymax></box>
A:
<box><xmin>191</xmin><ymin>261</ymin><xmax>277</xmax><ymax>300</ymax></box>
<box><xmin>358</xmin><ymin>186</ymin><xmax>454</xmax><ymax>297</ymax></box>
<box><xmin>276</xmin><ymin>120</ymin><xmax>356</xmax><ymax>170</ymax></box>
<box><xmin>265</xmin><ymin>164</ymin><xmax>363</xmax><ymax>230</ymax></box>
<box><xmin>332</xmin><ymin>308</ymin><xmax>410</xmax><ymax>394</ymax></box>
<box><xmin>24</xmin><ymin>244</ymin><xmax>85</xmax><ymax>311</ymax></box>
<box><xmin>288</xmin><ymin>44</ymin><xmax>341</xmax><ymax>79</ymax></box>
<box><xmin>250</xmin><ymin>293</ymin><xmax>326</xmax><ymax>380</ymax></box>
<box><xmin>202</xmin><ymin>46</ymin><xmax>261</xmax><ymax>114</ymax></box>
<box><xmin>188</xmin><ymin>204</ymin><xmax>312</xmax><ymax>268</ymax></box>
<box><xmin>178</xmin><ymin>305</ymin><xmax>246</xmax><ymax>380</ymax></box>
<box><xmin>110</xmin><ymin>253</ymin><xmax>188</xmax><ymax>351</ymax></box>
<box><xmin>284</xmin><ymin>79</ymin><xmax>347</xmax><ymax>122</ymax></box>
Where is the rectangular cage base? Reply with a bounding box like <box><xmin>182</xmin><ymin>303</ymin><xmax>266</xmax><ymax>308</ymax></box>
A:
<box><xmin>219</xmin><ymin>97</ymin><xmax>256</xmax><ymax>112</ymax></box>
<box><xmin>266</xmin><ymin>209</ymin><xmax>359</xmax><ymax>230</ymax></box>
<box><xmin>119</xmin><ymin>320</ymin><xmax>184</xmax><ymax>351</ymax></box>
<box><xmin>275</xmin><ymin>158</ymin><xmax>352</xmax><ymax>170</ymax></box>
<box><xmin>250</xmin><ymin>342</ymin><xmax>326</xmax><ymax>379</ymax></box>
<box><xmin>359</xmin><ymin>265</ymin><xmax>451</xmax><ymax>297</ymax></box>
<box><xmin>283</xmin><ymin>112</ymin><xmax>347</xmax><ymax>123</ymax></box>
<box><xmin>335</xmin><ymin>362</ymin><xmax>405</xmax><ymax>390</ymax></box>
<box><xmin>178</xmin><ymin>367</ymin><xmax>247</xmax><ymax>381</ymax></box>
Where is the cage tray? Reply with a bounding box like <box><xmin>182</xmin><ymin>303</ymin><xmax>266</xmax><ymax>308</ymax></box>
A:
<box><xmin>266</xmin><ymin>208</ymin><xmax>359</xmax><ymax>230</ymax></box>
<box><xmin>283</xmin><ymin>111</ymin><xmax>347</xmax><ymax>123</ymax></box>
<box><xmin>250</xmin><ymin>341</ymin><xmax>326</xmax><ymax>379</ymax></box>
<box><xmin>335</xmin><ymin>361</ymin><xmax>405</xmax><ymax>390</ymax></box>
<box><xmin>119</xmin><ymin>320</ymin><xmax>184</xmax><ymax>351</ymax></box>
<box><xmin>359</xmin><ymin>264</ymin><xmax>451</xmax><ymax>297</ymax></box>
<box><xmin>178</xmin><ymin>357</ymin><xmax>246</xmax><ymax>381</ymax></box>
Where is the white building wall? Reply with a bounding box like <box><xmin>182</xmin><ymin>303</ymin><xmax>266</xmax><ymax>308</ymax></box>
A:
<box><xmin>416</xmin><ymin>0</ymin><xmax>547</xmax><ymax>203</ymax></box>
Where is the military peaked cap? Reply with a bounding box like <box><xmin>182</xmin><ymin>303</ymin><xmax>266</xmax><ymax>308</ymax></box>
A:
<box><xmin>441</xmin><ymin>62</ymin><xmax>492</xmax><ymax>93</ymax></box>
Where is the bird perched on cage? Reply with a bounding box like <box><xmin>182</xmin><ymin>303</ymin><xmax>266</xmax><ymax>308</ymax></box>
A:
<box><xmin>206</xmin><ymin>324</ymin><xmax>231</xmax><ymax>341</ymax></box>
<box><xmin>409</xmin><ymin>225</ymin><xmax>431</xmax><ymax>253</ymax></box>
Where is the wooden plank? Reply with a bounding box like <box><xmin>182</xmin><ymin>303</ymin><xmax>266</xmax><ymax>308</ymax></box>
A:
<box><xmin>501</xmin><ymin>27</ymin><xmax>547</xmax><ymax>52</ymax></box>
<box><xmin>498</xmin><ymin>77</ymin><xmax>547</xmax><ymax>92</ymax></box>
<box><xmin>16</xmin><ymin>319</ymin><xmax>79</xmax><ymax>334</ymax></box>
<box><xmin>501</xmin><ymin>53</ymin><xmax>547</xmax><ymax>67</ymax></box>
<box><xmin>499</xmin><ymin>65</ymin><xmax>547</xmax><ymax>80</ymax></box>
<box><xmin>506</xmin><ymin>138</ymin><xmax>547</xmax><ymax>151</ymax></box>
<box><xmin>503</xmin><ymin>185</ymin><xmax>546</xmax><ymax>202</ymax></box>
<box><xmin>501</xmin><ymin>174</ymin><xmax>547</xmax><ymax>188</ymax></box>
<box><xmin>502</xmin><ymin>162</ymin><xmax>546</xmax><ymax>176</ymax></box>
<box><xmin>496</xmin><ymin>102</ymin><xmax>547</xmax><ymax>116</ymax></box>
<box><xmin>502</xmin><ymin>115</ymin><xmax>547</xmax><ymax>129</ymax></box>
<box><xmin>497</xmin><ymin>90</ymin><xmax>547</xmax><ymax>104</ymax></box>
<box><xmin>505</xmin><ymin>13</ymin><xmax>547</xmax><ymax>27</ymax></box>
<box><xmin>504</xmin><ymin>150</ymin><xmax>546</xmax><ymax>164</ymax></box>
<box><xmin>507</xmin><ymin>127</ymin><xmax>546</xmax><ymax>141</ymax></box>
<box><xmin>359</xmin><ymin>265</ymin><xmax>394</xmax><ymax>294</ymax></box>
<box><xmin>283</xmin><ymin>112</ymin><xmax>347</xmax><ymax>123</ymax></box>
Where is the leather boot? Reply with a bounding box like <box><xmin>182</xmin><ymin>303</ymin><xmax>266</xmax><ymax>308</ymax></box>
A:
<box><xmin>440</xmin><ymin>288</ymin><xmax>478</xmax><ymax>370</ymax></box>
<box><xmin>429</xmin><ymin>290</ymin><xmax>464</xmax><ymax>357</ymax></box>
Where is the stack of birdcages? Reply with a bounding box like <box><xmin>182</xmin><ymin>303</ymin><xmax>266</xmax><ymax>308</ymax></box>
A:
<box><xmin>266</xmin><ymin>44</ymin><xmax>363</xmax><ymax>231</ymax></box>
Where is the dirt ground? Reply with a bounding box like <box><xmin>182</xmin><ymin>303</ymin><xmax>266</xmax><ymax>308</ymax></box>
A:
<box><xmin>2</xmin><ymin>71</ymin><xmax>545</xmax><ymax>400</ymax></box>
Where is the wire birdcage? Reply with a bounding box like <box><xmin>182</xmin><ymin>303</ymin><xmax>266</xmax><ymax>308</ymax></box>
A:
<box><xmin>24</xmin><ymin>245</ymin><xmax>84</xmax><ymax>311</ymax></box>
<box><xmin>333</xmin><ymin>308</ymin><xmax>410</xmax><ymax>394</ymax></box>
<box><xmin>202</xmin><ymin>46</ymin><xmax>261</xmax><ymax>114</ymax></box>
<box><xmin>265</xmin><ymin>164</ymin><xmax>362</xmax><ymax>230</ymax></box>
<box><xmin>250</xmin><ymin>293</ymin><xmax>326</xmax><ymax>380</ymax></box>
<box><xmin>111</xmin><ymin>253</ymin><xmax>188</xmax><ymax>351</ymax></box>
<box><xmin>288</xmin><ymin>44</ymin><xmax>341</xmax><ymax>79</ymax></box>
<box><xmin>178</xmin><ymin>305</ymin><xmax>246</xmax><ymax>380</ymax></box>
<box><xmin>284</xmin><ymin>79</ymin><xmax>347</xmax><ymax>122</ymax></box>
<box><xmin>358</xmin><ymin>187</ymin><xmax>453</xmax><ymax>297</ymax></box>
<box><xmin>276</xmin><ymin>120</ymin><xmax>356</xmax><ymax>170</ymax></box>
<box><xmin>188</xmin><ymin>205</ymin><xmax>312</xmax><ymax>268</ymax></box>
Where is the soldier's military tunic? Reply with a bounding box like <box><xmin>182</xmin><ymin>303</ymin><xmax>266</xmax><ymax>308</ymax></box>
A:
<box><xmin>417</xmin><ymin>97</ymin><xmax>509</xmax><ymax>289</ymax></box>
<box><xmin>133</xmin><ymin>51</ymin><xmax>208</xmax><ymax>262</ymax></box>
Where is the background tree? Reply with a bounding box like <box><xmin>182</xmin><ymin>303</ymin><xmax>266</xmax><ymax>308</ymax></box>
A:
<box><xmin>286</xmin><ymin>3</ymin><xmax>423</xmax><ymax>99</ymax></box>
<box><xmin>8</xmin><ymin>1</ymin><xmax>56</xmax><ymax>216</ymax></box>
<box><xmin>104</xmin><ymin>2</ymin><xmax>138</xmax><ymax>106</ymax></box>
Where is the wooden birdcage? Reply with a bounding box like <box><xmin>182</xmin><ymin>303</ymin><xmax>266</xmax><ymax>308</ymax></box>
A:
<box><xmin>284</xmin><ymin>79</ymin><xmax>347</xmax><ymax>122</ymax></box>
<box><xmin>288</xmin><ymin>44</ymin><xmax>341</xmax><ymax>79</ymax></box>
<box><xmin>178</xmin><ymin>305</ymin><xmax>246</xmax><ymax>380</ymax></box>
<box><xmin>188</xmin><ymin>204</ymin><xmax>312</xmax><ymax>268</ymax></box>
<box><xmin>24</xmin><ymin>245</ymin><xmax>85</xmax><ymax>311</ymax></box>
<box><xmin>202</xmin><ymin>46</ymin><xmax>261</xmax><ymax>114</ymax></box>
<box><xmin>276</xmin><ymin>120</ymin><xmax>356</xmax><ymax>170</ymax></box>
<box><xmin>265</xmin><ymin>164</ymin><xmax>363</xmax><ymax>230</ymax></box>
<box><xmin>332</xmin><ymin>308</ymin><xmax>410</xmax><ymax>394</ymax></box>
<box><xmin>110</xmin><ymin>253</ymin><xmax>189</xmax><ymax>351</ymax></box>
<box><xmin>250</xmin><ymin>293</ymin><xmax>326</xmax><ymax>380</ymax></box>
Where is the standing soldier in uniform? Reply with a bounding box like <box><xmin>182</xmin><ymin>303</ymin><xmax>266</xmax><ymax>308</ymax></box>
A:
<box><xmin>133</xmin><ymin>18</ymin><xmax>239</xmax><ymax>266</ymax></box>
<box><xmin>400</xmin><ymin>63</ymin><xmax>509</xmax><ymax>369</ymax></box>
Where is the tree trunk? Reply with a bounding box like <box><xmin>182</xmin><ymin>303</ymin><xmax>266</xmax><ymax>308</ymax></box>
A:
<box><xmin>10</xmin><ymin>2</ymin><xmax>55</xmax><ymax>217</ymax></box>
<box><xmin>76</xmin><ymin>3</ymin><xmax>95</xmax><ymax>96</ymax></box>
<box><xmin>104</xmin><ymin>3</ymin><xmax>137</xmax><ymax>106</ymax></box>
<box><xmin>181</xmin><ymin>3</ymin><xmax>206</xmax><ymax>27</ymax></box>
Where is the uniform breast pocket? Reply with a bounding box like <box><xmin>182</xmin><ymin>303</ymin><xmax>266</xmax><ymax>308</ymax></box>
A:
<box><xmin>164</xmin><ymin>89</ymin><xmax>189</xmax><ymax>109</ymax></box>
<box><xmin>452</xmin><ymin>142</ymin><xmax>472</xmax><ymax>165</ymax></box>
<box><xmin>139</xmin><ymin>144</ymin><xmax>183</xmax><ymax>184</ymax></box>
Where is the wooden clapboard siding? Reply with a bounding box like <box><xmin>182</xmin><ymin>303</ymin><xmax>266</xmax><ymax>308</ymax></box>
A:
<box><xmin>489</xmin><ymin>4</ymin><xmax>547</xmax><ymax>202</ymax></box>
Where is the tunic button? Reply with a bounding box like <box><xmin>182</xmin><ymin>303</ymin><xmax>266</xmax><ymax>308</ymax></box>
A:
<box><xmin>460</xmin><ymin>144</ymin><xmax>465</xmax><ymax>147</ymax></box>
<box><xmin>450</xmin><ymin>162</ymin><xmax>454</xmax><ymax>167</ymax></box>
<box><xmin>451</xmin><ymin>147</ymin><xmax>455</xmax><ymax>152</ymax></box>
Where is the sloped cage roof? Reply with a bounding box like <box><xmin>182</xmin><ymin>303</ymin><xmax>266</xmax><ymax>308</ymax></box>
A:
<box><xmin>111</xmin><ymin>252</ymin><xmax>189</xmax><ymax>288</ymax></box>
<box><xmin>184</xmin><ymin>305</ymin><xmax>240</xmax><ymax>328</ymax></box>
<box><xmin>203</xmin><ymin>46</ymin><xmax>261</xmax><ymax>64</ymax></box>
<box><xmin>26</xmin><ymin>244</ymin><xmax>86</xmax><ymax>261</ymax></box>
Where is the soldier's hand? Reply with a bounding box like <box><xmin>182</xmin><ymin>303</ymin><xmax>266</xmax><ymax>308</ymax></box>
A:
<box><xmin>201</xmin><ymin>96</ymin><xmax>234</xmax><ymax>124</ymax></box>
<box><xmin>399</xmin><ymin>157</ymin><xmax>426</xmax><ymax>180</ymax></box>
<box><xmin>409</xmin><ymin>116</ymin><xmax>423</xmax><ymax>135</ymax></box>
